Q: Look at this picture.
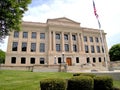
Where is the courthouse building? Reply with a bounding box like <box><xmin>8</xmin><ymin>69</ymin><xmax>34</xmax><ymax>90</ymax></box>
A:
<box><xmin>5</xmin><ymin>17</ymin><xmax>109</xmax><ymax>69</ymax></box>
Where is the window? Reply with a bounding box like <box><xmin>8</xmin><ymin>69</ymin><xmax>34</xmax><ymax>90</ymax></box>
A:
<box><xmin>64</xmin><ymin>34</ymin><xmax>68</xmax><ymax>40</ymax></box>
<box><xmin>91</xmin><ymin>45</ymin><xmax>95</xmax><ymax>53</ymax></box>
<box><xmin>95</xmin><ymin>37</ymin><xmax>99</xmax><ymax>42</ymax></box>
<box><xmin>99</xmin><ymin>57</ymin><xmax>101</xmax><ymax>62</ymax></box>
<box><xmin>90</xmin><ymin>37</ymin><xmax>93</xmax><ymax>42</ymax></box>
<box><xmin>65</xmin><ymin>44</ymin><xmax>69</xmax><ymax>51</ymax></box>
<box><xmin>102</xmin><ymin>46</ymin><xmax>104</xmax><ymax>53</ymax></box>
<box><xmin>93</xmin><ymin>58</ymin><xmax>96</xmax><ymax>63</ymax></box>
<box><xmin>21</xmin><ymin>57</ymin><xmax>26</xmax><ymax>64</ymax></box>
<box><xmin>14</xmin><ymin>31</ymin><xmax>19</xmax><ymax>38</ymax></box>
<box><xmin>31</xmin><ymin>32</ymin><xmax>36</xmax><ymax>38</ymax></box>
<box><xmin>23</xmin><ymin>32</ymin><xmax>28</xmax><ymax>38</ymax></box>
<box><xmin>56</xmin><ymin>33</ymin><xmax>60</xmax><ymax>39</ymax></box>
<box><xmin>84</xmin><ymin>36</ymin><xmax>87</xmax><ymax>42</ymax></box>
<box><xmin>22</xmin><ymin>42</ymin><xmax>27</xmax><ymax>51</ymax></box>
<box><xmin>40</xmin><ymin>43</ymin><xmax>45</xmax><ymax>52</ymax></box>
<box><xmin>40</xmin><ymin>58</ymin><xmax>45</xmax><ymax>64</ymax></box>
<box><xmin>30</xmin><ymin>58</ymin><xmax>35</xmax><ymax>64</ymax></box>
<box><xmin>40</xmin><ymin>33</ymin><xmax>45</xmax><ymax>39</ymax></box>
<box><xmin>85</xmin><ymin>45</ymin><xmax>89</xmax><ymax>53</ymax></box>
<box><xmin>11</xmin><ymin>57</ymin><xmax>16</xmax><ymax>64</ymax></box>
<box><xmin>76</xmin><ymin>57</ymin><xmax>79</xmax><ymax>63</ymax></box>
<box><xmin>87</xmin><ymin>57</ymin><xmax>90</xmax><ymax>63</ymax></box>
<box><xmin>31</xmin><ymin>43</ymin><xmax>36</xmax><ymax>52</ymax></box>
<box><xmin>12</xmin><ymin>42</ymin><xmax>18</xmax><ymax>51</ymax></box>
<box><xmin>96</xmin><ymin>46</ymin><xmax>100</xmax><ymax>53</ymax></box>
<box><xmin>58</xmin><ymin>57</ymin><xmax>61</xmax><ymax>63</ymax></box>
<box><xmin>56</xmin><ymin>44</ymin><xmax>61</xmax><ymax>51</ymax></box>
<box><xmin>72</xmin><ymin>35</ymin><xmax>76</xmax><ymax>40</ymax></box>
<box><xmin>73</xmin><ymin>44</ymin><xmax>77</xmax><ymax>52</ymax></box>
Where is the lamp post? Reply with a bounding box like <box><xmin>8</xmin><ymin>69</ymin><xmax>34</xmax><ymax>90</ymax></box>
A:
<box><xmin>62</xmin><ymin>52</ymin><xmax>64</xmax><ymax>63</ymax></box>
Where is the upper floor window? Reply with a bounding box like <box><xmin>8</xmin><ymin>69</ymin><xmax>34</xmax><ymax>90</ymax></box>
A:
<box><xmin>56</xmin><ymin>33</ymin><xmax>60</xmax><ymax>39</ymax></box>
<box><xmin>23</xmin><ymin>32</ymin><xmax>28</xmax><ymax>38</ymax></box>
<box><xmin>73</xmin><ymin>44</ymin><xmax>77</xmax><ymax>52</ymax></box>
<box><xmin>22</xmin><ymin>42</ymin><xmax>27</xmax><ymax>51</ymax></box>
<box><xmin>12</xmin><ymin>42</ymin><xmax>18</xmax><ymax>51</ymax></box>
<box><xmin>91</xmin><ymin>45</ymin><xmax>95</xmax><ymax>53</ymax></box>
<box><xmin>90</xmin><ymin>37</ymin><xmax>93</xmax><ymax>42</ymax></box>
<box><xmin>40</xmin><ymin>33</ymin><xmax>45</xmax><ymax>39</ymax></box>
<box><xmin>85</xmin><ymin>45</ymin><xmax>89</xmax><ymax>53</ymax></box>
<box><xmin>56</xmin><ymin>44</ymin><xmax>61</xmax><ymax>51</ymax></box>
<box><xmin>64</xmin><ymin>34</ymin><xmax>68</xmax><ymax>40</ymax></box>
<box><xmin>14</xmin><ymin>31</ymin><xmax>19</xmax><ymax>38</ymax></box>
<box><xmin>31</xmin><ymin>32</ymin><xmax>36</xmax><ymax>38</ymax></box>
<box><xmin>31</xmin><ymin>43</ymin><xmax>36</xmax><ymax>52</ymax></box>
<box><xmin>95</xmin><ymin>37</ymin><xmax>99</xmax><ymax>42</ymax></box>
<box><xmin>65</xmin><ymin>44</ymin><xmax>69</xmax><ymax>51</ymax></box>
<box><xmin>96</xmin><ymin>46</ymin><xmax>100</xmax><ymax>53</ymax></box>
<box><xmin>84</xmin><ymin>36</ymin><xmax>87</xmax><ymax>42</ymax></box>
<box><xmin>40</xmin><ymin>43</ymin><xmax>45</xmax><ymax>52</ymax></box>
<box><xmin>72</xmin><ymin>35</ymin><xmax>76</xmax><ymax>40</ymax></box>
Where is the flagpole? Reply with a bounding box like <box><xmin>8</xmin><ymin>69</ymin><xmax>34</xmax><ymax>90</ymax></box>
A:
<box><xmin>92</xmin><ymin>0</ymin><xmax>108</xmax><ymax>70</ymax></box>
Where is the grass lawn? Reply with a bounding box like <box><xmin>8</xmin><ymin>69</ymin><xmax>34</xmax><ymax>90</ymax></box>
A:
<box><xmin>0</xmin><ymin>70</ymin><xmax>120</xmax><ymax>90</ymax></box>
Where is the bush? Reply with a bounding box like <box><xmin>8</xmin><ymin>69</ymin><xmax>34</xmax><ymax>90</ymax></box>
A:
<box><xmin>113</xmin><ymin>87</ymin><xmax>120</xmax><ymax>90</ymax></box>
<box><xmin>40</xmin><ymin>78</ymin><xmax>66</xmax><ymax>90</ymax></box>
<box><xmin>73</xmin><ymin>73</ymin><xmax>96</xmax><ymax>78</ymax></box>
<box><xmin>94</xmin><ymin>76</ymin><xmax>113</xmax><ymax>90</ymax></box>
<box><xmin>67</xmin><ymin>76</ymin><xmax>93</xmax><ymax>90</ymax></box>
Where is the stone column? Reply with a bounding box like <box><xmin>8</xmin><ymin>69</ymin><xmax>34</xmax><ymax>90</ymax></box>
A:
<box><xmin>70</xmin><ymin>33</ymin><xmax>73</xmax><ymax>52</ymax></box>
<box><xmin>77</xmin><ymin>33</ymin><xmax>81</xmax><ymax>52</ymax></box>
<box><xmin>53</xmin><ymin>31</ymin><xmax>56</xmax><ymax>52</ymax></box>
<box><xmin>61</xmin><ymin>32</ymin><xmax>64</xmax><ymax>52</ymax></box>
<box><xmin>49</xmin><ymin>31</ymin><xmax>52</xmax><ymax>51</ymax></box>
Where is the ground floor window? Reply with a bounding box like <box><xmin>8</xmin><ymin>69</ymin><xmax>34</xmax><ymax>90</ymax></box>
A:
<box><xmin>58</xmin><ymin>57</ymin><xmax>61</xmax><ymax>63</ymax></box>
<box><xmin>21</xmin><ymin>57</ymin><xmax>26</xmax><ymax>64</ymax></box>
<box><xmin>93</xmin><ymin>57</ymin><xmax>96</xmax><ymax>63</ymax></box>
<box><xmin>87</xmin><ymin>57</ymin><xmax>90</xmax><ymax>63</ymax></box>
<box><xmin>31</xmin><ymin>58</ymin><xmax>35</xmax><ymax>64</ymax></box>
<box><xmin>40</xmin><ymin>58</ymin><xmax>45</xmax><ymax>64</ymax></box>
<box><xmin>11</xmin><ymin>57</ymin><xmax>16</xmax><ymax>64</ymax></box>
<box><xmin>76</xmin><ymin>57</ymin><xmax>79</xmax><ymax>63</ymax></box>
<box><xmin>99</xmin><ymin>57</ymin><xmax>101</xmax><ymax>62</ymax></box>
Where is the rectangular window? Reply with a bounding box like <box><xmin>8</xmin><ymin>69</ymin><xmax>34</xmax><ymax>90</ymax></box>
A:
<box><xmin>91</xmin><ymin>45</ymin><xmax>95</xmax><ymax>53</ymax></box>
<box><xmin>65</xmin><ymin>44</ymin><xmax>69</xmax><ymax>51</ymax></box>
<box><xmin>64</xmin><ymin>34</ymin><xmax>68</xmax><ymax>40</ymax></box>
<box><xmin>40</xmin><ymin>58</ymin><xmax>45</xmax><ymax>64</ymax></box>
<box><xmin>40</xmin><ymin>33</ymin><xmax>45</xmax><ymax>39</ymax></box>
<box><xmin>40</xmin><ymin>43</ymin><xmax>45</xmax><ymax>52</ymax></box>
<box><xmin>11</xmin><ymin>57</ymin><xmax>16</xmax><ymax>64</ymax></box>
<box><xmin>84</xmin><ymin>36</ymin><xmax>87</xmax><ymax>42</ymax></box>
<box><xmin>21</xmin><ymin>57</ymin><xmax>26</xmax><ymax>64</ymax></box>
<box><xmin>99</xmin><ymin>57</ymin><xmax>101</xmax><ymax>62</ymax></box>
<box><xmin>14</xmin><ymin>31</ymin><xmax>19</xmax><ymax>38</ymax></box>
<box><xmin>31</xmin><ymin>43</ymin><xmax>36</xmax><ymax>52</ymax></box>
<box><xmin>76</xmin><ymin>57</ymin><xmax>79</xmax><ymax>63</ymax></box>
<box><xmin>58</xmin><ymin>57</ymin><xmax>61</xmax><ymax>63</ymax></box>
<box><xmin>102</xmin><ymin>46</ymin><xmax>104</xmax><ymax>53</ymax></box>
<box><xmin>93</xmin><ymin>58</ymin><xmax>96</xmax><ymax>63</ymax></box>
<box><xmin>31</xmin><ymin>32</ymin><xmax>36</xmax><ymax>38</ymax></box>
<box><xmin>90</xmin><ymin>37</ymin><xmax>93</xmax><ymax>42</ymax></box>
<box><xmin>72</xmin><ymin>35</ymin><xmax>76</xmax><ymax>40</ymax></box>
<box><xmin>73</xmin><ymin>44</ymin><xmax>77</xmax><ymax>52</ymax></box>
<box><xmin>22</xmin><ymin>42</ymin><xmax>27</xmax><ymax>51</ymax></box>
<box><xmin>56</xmin><ymin>33</ymin><xmax>60</xmax><ymax>39</ymax></box>
<box><xmin>23</xmin><ymin>32</ymin><xmax>28</xmax><ymax>38</ymax></box>
<box><xmin>30</xmin><ymin>58</ymin><xmax>35</xmax><ymax>64</ymax></box>
<box><xmin>12</xmin><ymin>42</ymin><xmax>18</xmax><ymax>51</ymax></box>
<box><xmin>56</xmin><ymin>44</ymin><xmax>61</xmax><ymax>51</ymax></box>
<box><xmin>85</xmin><ymin>45</ymin><xmax>89</xmax><ymax>53</ymax></box>
<box><xmin>87</xmin><ymin>57</ymin><xmax>90</xmax><ymax>63</ymax></box>
<box><xmin>95</xmin><ymin>37</ymin><xmax>99</xmax><ymax>42</ymax></box>
<box><xmin>96</xmin><ymin>46</ymin><xmax>100</xmax><ymax>53</ymax></box>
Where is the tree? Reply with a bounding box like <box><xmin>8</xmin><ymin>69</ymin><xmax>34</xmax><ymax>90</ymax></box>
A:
<box><xmin>109</xmin><ymin>43</ymin><xmax>120</xmax><ymax>61</ymax></box>
<box><xmin>0</xmin><ymin>0</ymin><xmax>31</xmax><ymax>40</ymax></box>
<box><xmin>0</xmin><ymin>49</ymin><xmax>5</xmax><ymax>64</ymax></box>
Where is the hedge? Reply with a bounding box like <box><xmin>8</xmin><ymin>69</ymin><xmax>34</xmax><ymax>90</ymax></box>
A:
<box><xmin>94</xmin><ymin>76</ymin><xmax>113</xmax><ymax>90</ymax></box>
<box><xmin>73</xmin><ymin>73</ymin><xmax>96</xmax><ymax>78</ymax></box>
<box><xmin>40</xmin><ymin>78</ymin><xmax>66</xmax><ymax>90</ymax></box>
<box><xmin>67</xmin><ymin>76</ymin><xmax>93</xmax><ymax>90</ymax></box>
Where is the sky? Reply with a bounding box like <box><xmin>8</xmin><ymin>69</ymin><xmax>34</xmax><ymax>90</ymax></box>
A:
<box><xmin>0</xmin><ymin>0</ymin><xmax>120</xmax><ymax>51</ymax></box>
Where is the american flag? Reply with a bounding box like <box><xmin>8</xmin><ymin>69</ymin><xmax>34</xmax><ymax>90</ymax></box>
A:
<box><xmin>93</xmin><ymin>0</ymin><xmax>98</xmax><ymax>18</ymax></box>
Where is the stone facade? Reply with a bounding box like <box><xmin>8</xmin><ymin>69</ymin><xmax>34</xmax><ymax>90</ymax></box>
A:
<box><xmin>5</xmin><ymin>17</ymin><xmax>109</xmax><ymax>70</ymax></box>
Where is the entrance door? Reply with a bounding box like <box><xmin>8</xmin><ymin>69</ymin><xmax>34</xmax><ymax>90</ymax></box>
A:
<box><xmin>66</xmin><ymin>58</ymin><xmax>72</xmax><ymax>66</ymax></box>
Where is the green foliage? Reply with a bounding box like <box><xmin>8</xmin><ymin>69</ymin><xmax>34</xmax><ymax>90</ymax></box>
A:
<box><xmin>67</xmin><ymin>76</ymin><xmax>93</xmax><ymax>90</ymax></box>
<box><xmin>0</xmin><ymin>49</ymin><xmax>5</xmax><ymax>64</ymax></box>
<box><xmin>109</xmin><ymin>43</ymin><xmax>120</xmax><ymax>61</ymax></box>
<box><xmin>40</xmin><ymin>78</ymin><xmax>67</xmax><ymax>90</ymax></box>
<box><xmin>0</xmin><ymin>0</ymin><xmax>31</xmax><ymax>39</ymax></box>
<box><xmin>94</xmin><ymin>76</ymin><xmax>113</xmax><ymax>90</ymax></box>
<box><xmin>73</xmin><ymin>73</ymin><xmax>96</xmax><ymax>78</ymax></box>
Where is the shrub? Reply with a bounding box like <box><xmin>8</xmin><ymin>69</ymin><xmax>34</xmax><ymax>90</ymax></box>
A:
<box><xmin>67</xmin><ymin>76</ymin><xmax>93</xmax><ymax>90</ymax></box>
<box><xmin>73</xmin><ymin>73</ymin><xmax>96</xmax><ymax>78</ymax></box>
<box><xmin>113</xmin><ymin>87</ymin><xmax>120</xmax><ymax>90</ymax></box>
<box><xmin>40</xmin><ymin>78</ymin><xmax>66</xmax><ymax>90</ymax></box>
<box><xmin>94</xmin><ymin>76</ymin><xmax>113</xmax><ymax>90</ymax></box>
